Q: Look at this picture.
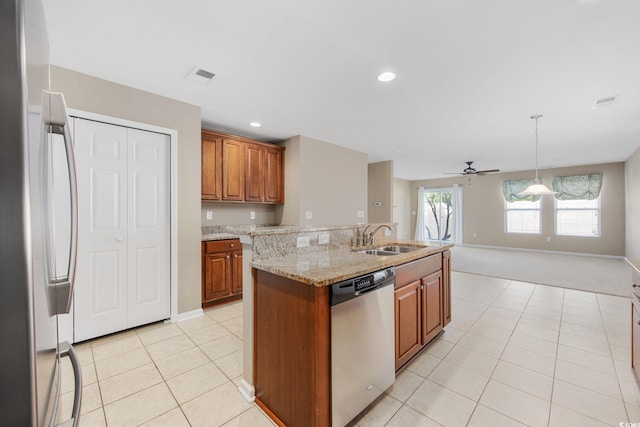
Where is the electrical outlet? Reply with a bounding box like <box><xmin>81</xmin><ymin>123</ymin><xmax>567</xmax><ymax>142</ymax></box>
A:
<box><xmin>473</xmin><ymin>233</ymin><xmax>477</xmax><ymax>238</ymax></box>
<box><xmin>206</xmin><ymin>210</ymin><xmax>213</xmax><ymax>220</ymax></box>
<box><xmin>297</xmin><ymin>235</ymin><xmax>310</xmax><ymax>248</ymax></box>
<box><xmin>305</xmin><ymin>211</ymin><xmax>313</xmax><ymax>220</ymax></box>
<box><xmin>546</xmin><ymin>237</ymin><xmax>551</xmax><ymax>242</ymax></box>
<box><xmin>250</xmin><ymin>211</ymin><xmax>255</xmax><ymax>220</ymax></box>
<box><xmin>357</xmin><ymin>210</ymin><xmax>365</xmax><ymax>218</ymax></box>
<box><xmin>318</xmin><ymin>233</ymin><xmax>330</xmax><ymax>245</ymax></box>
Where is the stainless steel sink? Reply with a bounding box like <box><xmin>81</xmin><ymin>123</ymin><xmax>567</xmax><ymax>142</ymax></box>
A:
<box><xmin>356</xmin><ymin>244</ymin><xmax>426</xmax><ymax>256</ymax></box>
<box><xmin>358</xmin><ymin>249</ymin><xmax>399</xmax><ymax>256</ymax></box>
<box><xmin>378</xmin><ymin>245</ymin><xmax>421</xmax><ymax>253</ymax></box>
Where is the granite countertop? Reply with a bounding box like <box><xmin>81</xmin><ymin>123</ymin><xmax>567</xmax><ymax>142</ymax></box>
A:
<box><xmin>201</xmin><ymin>233</ymin><xmax>240</xmax><ymax>241</ymax></box>
<box><xmin>251</xmin><ymin>241</ymin><xmax>453</xmax><ymax>287</ymax></box>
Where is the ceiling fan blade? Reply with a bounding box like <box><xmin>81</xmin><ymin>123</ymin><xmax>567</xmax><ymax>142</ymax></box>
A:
<box><xmin>476</xmin><ymin>169</ymin><xmax>500</xmax><ymax>175</ymax></box>
<box><xmin>443</xmin><ymin>172</ymin><xmax>465</xmax><ymax>175</ymax></box>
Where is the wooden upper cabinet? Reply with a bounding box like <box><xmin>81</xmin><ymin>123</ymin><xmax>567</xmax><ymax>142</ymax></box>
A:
<box><xmin>245</xmin><ymin>143</ymin><xmax>265</xmax><ymax>202</ymax></box>
<box><xmin>201</xmin><ymin>132</ymin><xmax>222</xmax><ymax>200</ymax></box>
<box><xmin>222</xmin><ymin>139</ymin><xmax>245</xmax><ymax>201</ymax></box>
<box><xmin>202</xmin><ymin>129</ymin><xmax>284</xmax><ymax>203</ymax></box>
<box><xmin>264</xmin><ymin>146</ymin><xmax>284</xmax><ymax>203</ymax></box>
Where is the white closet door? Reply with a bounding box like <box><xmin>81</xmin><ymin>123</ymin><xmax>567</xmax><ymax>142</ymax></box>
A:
<box><xmin>74</xmin><ymin>118</ymin><xmax>128</xmax><ymax>341</ymax></box>
<box><xmin>126</xmin><ymin>128</ymin><xmax>170</xmax><ymax>327</ymax></box>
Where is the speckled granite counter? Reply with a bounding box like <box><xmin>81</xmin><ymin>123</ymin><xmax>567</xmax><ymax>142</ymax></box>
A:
<box><xmin>201</xmin><ymin>233</ymin><xmax>239</xmax><ymax>241</ymax></box>
<box><xmin>251</xmin><ymin>241</ymin><xmax>453</xmax><ymax>287</ymax></box>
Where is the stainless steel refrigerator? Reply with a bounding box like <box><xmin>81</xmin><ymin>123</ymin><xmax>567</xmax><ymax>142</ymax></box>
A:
<box><xmin>1</xmin><ymin>0</ymin><xmax>82</xmax><ymax>425</ymax></box>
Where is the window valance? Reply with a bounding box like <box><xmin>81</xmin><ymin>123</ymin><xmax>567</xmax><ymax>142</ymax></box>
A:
<box><xmin>502</xmin><ymin>179</ymin><xmax>541</xmax><ymax>202</ymax></box>
<box><xmin>552</xmin><ymin>173</ymin><xmax>603</xmax><ymax>201</ymax></box>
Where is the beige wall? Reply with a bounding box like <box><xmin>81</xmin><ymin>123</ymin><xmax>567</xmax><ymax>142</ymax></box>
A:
<box><xmin>393</xmin><ymin>178</ymin><xmax>413</xmax><ymax>240</ymax></box>
<box><xmin>201</xmin><ymin>203</ymin><xmax>279</xmax><ymax>226</ymax></box>
<box><xmin>368</xmin><ymin>161</ymin><xmax>394</xmax><ymax>223</ymax></box>
<box><xmin>51</xmin><ymin>66</ymin><xmax>202</xmax><ymax>314</ymax></box>
<box><xmin>626</xmin><ymin>148</ymin><xmax>640</xmax><ymax>262</ymax></box>
<box><xmin>411</xmin><ymin>163</ymin><xmax>625</xmax><ymax>256</ymax></box>
<box><xmin>278</xmin><ymin>135</ymin><xmax>368</xmax><ymax>226</ymax></box>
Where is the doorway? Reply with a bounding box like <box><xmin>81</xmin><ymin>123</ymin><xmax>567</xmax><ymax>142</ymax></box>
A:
<box><xmin>416</xmin><ymin>186</ymin><xmax>462</xmax><ymax>244</ymax></box>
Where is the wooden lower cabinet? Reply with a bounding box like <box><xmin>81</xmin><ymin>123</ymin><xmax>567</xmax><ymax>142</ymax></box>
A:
<box><xmin>202</xmin><ymin>239</ymin><xmax>242</xmax><ymax>306</ymax></box>
<box><xmin>422</xmin><ymin>271</ymin><xmax>443</xmax><ymax>344</ymax></box>
<box><xmin>442</xmin><ymin>249</ymin><xmax>452</xmax><ymax>326</ymax></box>
<box><xmin>394</xmin><ymin>253</ymin><xmax>449</xmax><ymax>371</ymax></box>
<box><xmin>395</xmin><ymin>280</ymin><xmax>422</xmax><ymax>369</ymax></box>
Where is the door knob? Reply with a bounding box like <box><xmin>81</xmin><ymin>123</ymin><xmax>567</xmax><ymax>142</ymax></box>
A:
<box><xmin>115</xmin><ymin>236</ymin><xmax>124</xmax><ymax>242</ymax></box>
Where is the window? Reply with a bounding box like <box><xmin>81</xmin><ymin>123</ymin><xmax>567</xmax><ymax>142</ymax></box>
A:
<box><xmin>502</xmin><ymin>178</ymin><xmax>541</xmax><ymax>234</ymax></box>
<box><xmin>505</xmin><ymin>199</ymin><xmax>541</xmax><ymax>234</ymax></box>
<box><xmin>552</xmin><ymin>173</ymin><xmax>602</xmax><ymax>237</ymax></box>
<box><xmin>555</xmin><ymin>197</ymin><xmax>600</xmax><ymax>237</ymax></box>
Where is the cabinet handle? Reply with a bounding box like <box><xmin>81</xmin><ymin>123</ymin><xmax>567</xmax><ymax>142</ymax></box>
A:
<box><xmin>420</xmin><ymin>285</ymin><xmax>424</xmax><ymax>290</ymax></box>
<box><xmin>634</xmin><ymin>284</ymin><xmax>639</xmax><ymax>288</ymax></box>
<box><xmin>230</xmin><ymin>243</ymin><xmax>234</xmax><ymax>247</ymax></box>
<box><xmin>226</xmin><ymin>255</ymin><xmax>230</xmax><ymax>259</ymax></box>
<box><xmin>115</xmin><ymin>236</ymin><xmax>124</xmax><ymax>242</ymax></box>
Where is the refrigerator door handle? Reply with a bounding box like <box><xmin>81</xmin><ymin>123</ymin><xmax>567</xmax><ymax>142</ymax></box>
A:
<box><xmin>42</xmin><ymin>91</ymin><xmax>78</xmax><ymax>315</ymax></box>
<box><xmin>57</xmin><ymin>342</ymin><xmax>82</xmax><ymax>427</ymax></box>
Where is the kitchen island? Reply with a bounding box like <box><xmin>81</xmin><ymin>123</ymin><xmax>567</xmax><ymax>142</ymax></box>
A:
<box><xmin>252</xmin><ymin>241</ymin><xmax>453</xmax><ymax>426</ymax></box>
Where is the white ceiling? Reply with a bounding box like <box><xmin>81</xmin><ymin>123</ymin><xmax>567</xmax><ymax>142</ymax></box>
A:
<box><xmin>43</xmin><ymin>0</ymin><xmax>640</xmax><ymax>180</ymax></box>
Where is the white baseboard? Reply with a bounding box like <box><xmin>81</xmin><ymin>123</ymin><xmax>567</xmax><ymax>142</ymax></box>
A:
<box><xmin>238</xmin><ymin>378</ymin><xmax>255</xmax><ymax>402</ymax></box>
<box><xmin>459</xmin><ymin>243</ymin><xmax>625</xmax><ymax>260</ymax></box>
<box><xmin>168</xmin><ymin>309</ymin><xmax>204</xmax><ymax>323</ymax></box>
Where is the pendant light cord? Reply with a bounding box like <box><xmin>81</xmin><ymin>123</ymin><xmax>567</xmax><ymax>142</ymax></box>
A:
<box><xmin>531</xmin><ymin>114</ymin><xmax>543</xmax><ymax>182</ymax></box>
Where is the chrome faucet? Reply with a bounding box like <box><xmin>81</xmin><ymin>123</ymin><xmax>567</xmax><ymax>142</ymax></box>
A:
<box><xmin>361</xmin><ymin>224</ymin><xmax>392</xmax><ymax>246</ymax></box>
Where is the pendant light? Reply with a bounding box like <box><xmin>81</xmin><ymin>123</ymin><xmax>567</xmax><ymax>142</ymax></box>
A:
<box><xmin>519</xmin><ymin>114</ymin><xmax>556</xmax><ymax>196</ymax></box>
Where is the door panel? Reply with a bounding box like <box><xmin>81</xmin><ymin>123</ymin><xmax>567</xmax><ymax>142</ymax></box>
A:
<box><xmin>204</xmin><ymin>254</ymin><xmax>230</xmax><ymax>302</ymax></box>
<box><xmin>75</xmin><ymin>118</ymin><xmax>128</xmax><ymax>342</ymax></box>
<box><xmin>395</xmin><ymin>280</ymin><xmax>422</xmax><ymax>370</ymax></box>
<box><xmin>422</xmin><ymin>271</ymin><xmax>443</xmax><ymax>344</ymax></box>
<box><xmin>222</xmin><ymin>139</ymin><xmax>244</xmax><ymax>201</ymax></box>
<box><xmin>127</xmin><ymin>128</ymin><xmax>170</xmax><ymax>327</ymax></box>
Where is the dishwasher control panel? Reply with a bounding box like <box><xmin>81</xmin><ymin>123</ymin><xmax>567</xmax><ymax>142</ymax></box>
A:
<box><xmin>330</xmin><ymin>267</ymin><xmax>395</xmax><ymax>306</ymax></box>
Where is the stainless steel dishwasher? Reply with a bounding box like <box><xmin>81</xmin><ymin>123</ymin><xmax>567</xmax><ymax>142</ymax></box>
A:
<box><xmin>330</xmin><ymin>267</ymin><xmax>395</xmax><ymax>427</ymax></box>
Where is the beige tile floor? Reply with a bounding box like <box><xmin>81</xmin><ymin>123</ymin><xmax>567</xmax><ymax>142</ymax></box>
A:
<box><xmin>60</xmin><ymin>271</ymin><xmax>639</xmax><ymax>426</ymax></box>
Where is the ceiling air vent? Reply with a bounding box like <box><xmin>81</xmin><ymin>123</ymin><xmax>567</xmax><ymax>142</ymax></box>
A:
<box><xmin>592</xmin><ymin>95</ymin><xmax>617</xmax><ymax>109</ymax></box>
<box><xmin>186</xmin><ymin>66</ymin><xmax>215</xmax><ymax>85</ymax></box>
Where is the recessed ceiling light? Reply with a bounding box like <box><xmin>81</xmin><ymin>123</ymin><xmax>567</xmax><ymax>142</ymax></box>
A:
<box><xmin>377</xmin><ymin>72</ymin><xmax>396</xmax><ymax>82</ymax></box>
<box><xmin>249</xmin><ymin>122</ymin><xmax>262</xmax><ymax>128</ymax></box>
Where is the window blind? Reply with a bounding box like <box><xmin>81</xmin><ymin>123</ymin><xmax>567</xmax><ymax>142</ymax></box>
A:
<box><xmin>551</xmin><ymin>173</ymin><xmax>603</xmax><ymax>201</ymax></box>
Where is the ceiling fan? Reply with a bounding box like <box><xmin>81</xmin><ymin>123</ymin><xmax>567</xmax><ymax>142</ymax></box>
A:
<box><xmin>445</xmin><ymin>161</ymin><xmax>500</xmax><ymax>176</ymax></box>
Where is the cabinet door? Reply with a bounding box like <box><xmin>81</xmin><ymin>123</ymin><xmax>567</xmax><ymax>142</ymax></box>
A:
<box><xmin>222</xmin><ymin>139</ymin><xmax>244</xmax><ymax>201</ymax></box>
<box><xmin>244</xmin><ymin>143</ymin><xmax>264</xmax><ymax>202</ymax></box>
<box><xmin>231</xmin><ymin>251</ymin><xmax>243</xmax><ymax>295</ymax></box>
<box><xmin>202</xmin><ymin>134</ymin><xmax>222</xmax><ymax>200</ymax></box>
<box><xmin>395</xmin><ymin>280</ymin><xmax>422</xmax><ymax>370</ymax></box>
<box><xmin>203</xmin><ymin>253</ymin><xmax>231</xmax><ymax>303</ymax></box>
<box><xmin>442</xmin><ymin>250</ymin><xmax>451</xmax><ymax>326</ymax></box>
<box><xmin>264</xmin><ymin>147</ymin><xmax>284</xmax><ymax>203</ymax></box>
<box><xmin>422</xmin><ymin>271</ymin><xmax>443</xmax><ymax>344</ymax></box>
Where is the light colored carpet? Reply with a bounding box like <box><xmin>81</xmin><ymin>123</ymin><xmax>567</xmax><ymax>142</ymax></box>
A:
<box><xmin>451</xmin><ymin>246</ymin><xmax>631</xmax><ymax>297</ymax></box>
